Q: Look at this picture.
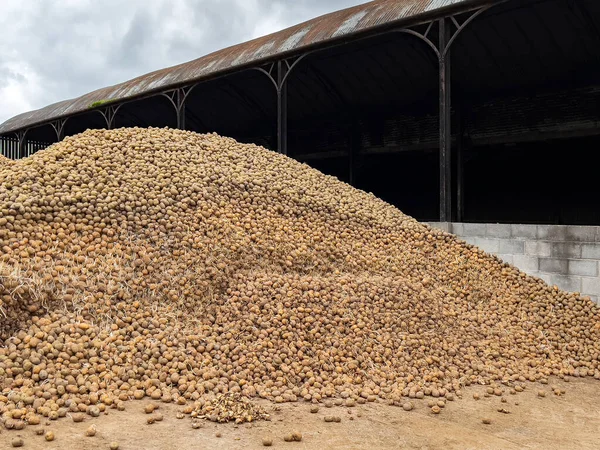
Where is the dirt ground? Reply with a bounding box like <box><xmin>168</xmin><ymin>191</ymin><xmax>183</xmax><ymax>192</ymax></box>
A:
<box><xmin>2</xmin><ymin>377</ymin><xmax>599</xmax><ymax>450</ymax></box>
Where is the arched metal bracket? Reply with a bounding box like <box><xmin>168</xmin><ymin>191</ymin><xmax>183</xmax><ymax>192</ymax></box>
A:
<box><xmin>388</xmin><ymin>4</ymin><xmax>495</xmax><ymax>62</ymax></box>
<box><xmin>280</xmin><ymin>54</ymin><xmax>312</xmax><ymax>89</ymax></box>
<box><xmin>391</xmin><ymin>22</ymin><xmax>440</xmax><ymax>59</ymax></box>
<box><xmin>253</xmin><ymin>52</ymin><xmax>312</xmax><ymax>93</ymax></box>
<box><xmin>50</xmin><ymin>118</ymin><xmax>68</xmax><ymax>141</ymax></box>
<box><xmin>442</xmin><ymin>5</ymin><xmax>494</xmax><ymax>58</ymax></box>
<box><xmin>160</xmin><ymin>85</ymin><xmax>196</xmax><ymax>130</ymax></box>
<box><xmin>97</xmin><ymin>105</ymin><xmax>122</xmax><ymax>130</ymax></box>
<box><xmin>253</xmin><ymin>62</ymin><xmax>278</xmax><ymax>91</ymax></box>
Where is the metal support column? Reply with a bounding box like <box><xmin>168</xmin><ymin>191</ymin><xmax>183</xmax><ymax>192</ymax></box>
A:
<box><xmin>348</xmin><ymin>119</ymin><xmax>361</xmax><ymax>185</ymax></box>
<box><xmin>391</xmin><ymin>5</ymin><xmax>494</xmax><ymax>221</ymax></box>
<box><xmin>254</xmin><ymin>54</ymin><xmax>310</xmax><ymax>154</ymax></box>
<box><xmin>17</xmin><ymin>130</ymin><xmax>27</xmax><ymax>159</ymax></box>
<box><xmin>177</xmin><ymin>89</ymin><xmax>187</xmax><ymax>130</ymax></box>
<box><xmin>162</xmin><ymin>87</ymin><xmax>195</xmax><ymax>130</ymax></box>
<box><xmin>456</xmin><ymin>106</ymin><xmax>464</xmax><ymax>222</ymax></box>
<box><xmin>439</xmin><ymin>18</ymin><xmax>452</xmax><ymax>222</ymax></box>
<box><xmin>277</xmin><ymin>61</ymin><xmax>288</xmax><ymax>155</ymax></box>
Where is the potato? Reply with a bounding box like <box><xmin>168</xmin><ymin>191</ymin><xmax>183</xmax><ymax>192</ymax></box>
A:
<box><xmin>0</xmin><ymin>127</ymin><xmax>598</xmax><ymax>429</ymax></box>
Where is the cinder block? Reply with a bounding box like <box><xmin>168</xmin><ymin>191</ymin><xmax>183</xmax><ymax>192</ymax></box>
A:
<box><xmin>513</xmin><ymin>255</ymin><xmax>539</xmax><ymax>273</ymax></box>
<box><xmin>587</xmin><ymin>295</ymin><xmax>599</xmax><ymax>305</ymax></box>
<box><xmin>495</xmin><ymin>253</ymin><xmax>514</xmax><ymax>265</ymax></box>
<box><xmin>463</xmin><ymin>223</ymin><xmax>487</xmax><ymax>237</ymax></box>
<box><xmin>566</xmin><ymin>226</ymin><xmax>597</xmax><ymax>243</ymax></box>
<box><xmin>548</xmin><ymin>274</ymin><xmax>582</xmax><ymax>293</ymax></box>
<box><xmin>450</xmin><ymin>223</ymin><xmax>464</xmax><ymax>236</ymax></box>
<box><xmin>474</xmin><ymin>237</ymin><xmax>500</xmax><ymax>253</ymax></box>
<box><xmin>461</xmin><ymin>236</ymin><xmax>478</xmax><ymax>247</ymax></box>
<box><xmin>550</xmin><ymin>242</ymin><xmax>582</xmax><ymax>258</ymax></box>
<box><xmin>539</xmin><ymin>258</ymin><xmax>569</xmax><ymax>274</ymax></box>
<box><xmin>498</xmin><ymin>240</ymin><xmax>525</xmax><ymax>255</ymax></box>
<box><xmin>568</xmin><ymin>260</ymin><xmax>598</xmax><ymax>277</ymax></box>
<box><xmin>537</xmin><ymin>273</ymin><xmax>553</xmax><ymax>285</ymax></box>
<box><xmin>486</xmin><ymin>223</ymin><xmax>511</xmax><ymax>238</ymax></box>
<box><xmin>511</xmin><ymin>224</ymin><xmax>537</xmax><ymax>239</ymax></box>
<box><xmin>537</xmin><ymin>225</ymin><xmax>567</xmax><ymax>241</ymax></box>
<box><xmin>582</xmin><ymin>277</ymin><xmax>600</xmax><ymax>295</ymax></box>
<box><xmin>581</xmin><ymin>244</ymin><xmax>600</xmax><ymax>260</ymax></box>
<box><xmin>429</xmin><ymin>222</ymin><xmax>451</xmax><ymax>232</ymax></box>
<box><xmin>525</xmin><ymin>241</ymin><xmax>552</xmax><ymax>257</ymax></box>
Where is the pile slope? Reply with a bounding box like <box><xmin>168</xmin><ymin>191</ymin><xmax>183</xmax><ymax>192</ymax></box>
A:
<box><xmin>0</xmin><ymin>128</ymin><xmax>599</xmax><ymax>427</ymax></box>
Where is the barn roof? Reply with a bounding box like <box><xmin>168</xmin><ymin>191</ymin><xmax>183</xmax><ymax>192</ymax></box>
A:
<box><xmin>0</xmin><ymin>0</ymin><xmax>487</xmax><ymax>134</ymax></box>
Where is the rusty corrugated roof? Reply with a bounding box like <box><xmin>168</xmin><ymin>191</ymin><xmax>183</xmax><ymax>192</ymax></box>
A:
<box><xmin>0</xmin><ymin>0</ymin><xmax>486</xmax><ymax>135</ymax></box>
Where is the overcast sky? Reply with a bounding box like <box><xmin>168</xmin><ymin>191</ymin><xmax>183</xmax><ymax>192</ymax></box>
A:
<box><xmin>0</xmin><ymin>0</ymin><xmax>367</xmax><ymax>124</ymax></box>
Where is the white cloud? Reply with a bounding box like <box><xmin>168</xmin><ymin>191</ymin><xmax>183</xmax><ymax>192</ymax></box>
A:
<box><xmin>0</xmin><ymin>64</ymin><xmax>44</xmax><ymax>121</ymax></box>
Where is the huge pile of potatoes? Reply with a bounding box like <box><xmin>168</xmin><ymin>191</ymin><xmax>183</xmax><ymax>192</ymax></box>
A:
<box><xmin>0</xmin><ymin>127</ymin><xmax>599</xmax><ymax>428</ymax></box>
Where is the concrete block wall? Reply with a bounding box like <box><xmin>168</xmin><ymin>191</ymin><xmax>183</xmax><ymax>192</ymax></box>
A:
<box><xmin>425</xmin><ymin>223</ymin><xmax>600</xmax><ymax>305</ymax></box>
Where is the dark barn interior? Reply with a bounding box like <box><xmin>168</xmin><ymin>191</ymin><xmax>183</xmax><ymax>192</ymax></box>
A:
<box><xmin>2</xmin><ymin>0</ymin><xmax>599</xmax><ymax>225</ymax></box>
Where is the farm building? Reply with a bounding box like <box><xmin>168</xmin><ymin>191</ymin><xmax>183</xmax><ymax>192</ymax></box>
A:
<box><xmin>1</xmin><ymin>0</ymin><xmax>599</xmax><ymax>302</ymax></box>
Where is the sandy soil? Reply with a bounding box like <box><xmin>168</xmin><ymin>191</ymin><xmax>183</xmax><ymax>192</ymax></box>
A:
<box><xmin>2</xmin><ymin>377</ymin><xmax>599</xmax><ymax>450</ymax></box>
